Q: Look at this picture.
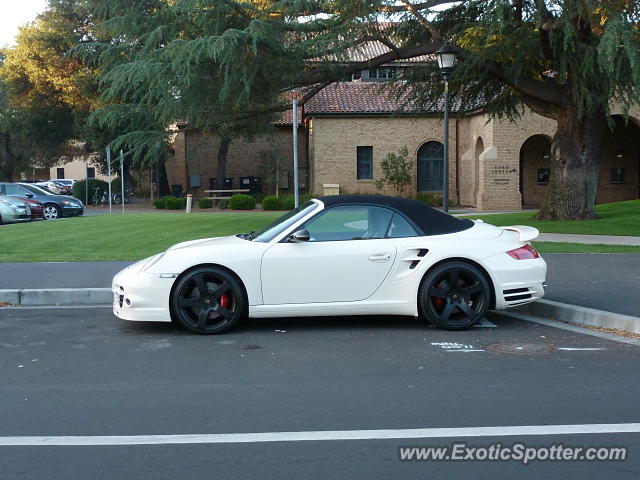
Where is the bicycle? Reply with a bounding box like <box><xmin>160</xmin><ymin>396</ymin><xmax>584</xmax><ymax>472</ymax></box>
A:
<box><xmin>91</xmin><ymin>187</ymin><xmax>109</xmax><ymax>206</ymax></box>
<box><xmin>113</xmin><ymin>188</ymin><xmax>136</xmax><ymax>205</ymax></box>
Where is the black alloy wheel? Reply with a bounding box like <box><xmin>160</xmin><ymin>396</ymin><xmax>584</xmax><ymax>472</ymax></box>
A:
<box><xmin>170</xmin><ymin>266</ymin><xmax>245</xmax><ymax>334</ymax></box>
<box><xmin>419</xmin><ymin>261</ymin><xmax>490</xmax><ymax>330</ymax></box>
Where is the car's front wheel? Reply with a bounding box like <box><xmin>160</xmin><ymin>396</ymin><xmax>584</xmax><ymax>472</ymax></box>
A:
<box><xmin>43</xmin><ymin>204</ymin><xmax>61</xmax><ymax>220</ymax></box>
<box><xmin>418</xmin><ymin>261</ymin><xmax>490</xmax><ymax>330</ymax></box>
<box><xmin>170</xmin><ymin>266</ymin><xmax>245</xmax><ymax>334</ymax></box>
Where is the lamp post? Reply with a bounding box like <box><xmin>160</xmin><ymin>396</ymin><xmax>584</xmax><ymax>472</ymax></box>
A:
<box><xmin>292</xmin><ymin>95</ymin><xmax>299</xmax><ymax>208</ymax></box>
<box><xmin>435</xmin><ymin>42</ymin><xmax>456</xmax><ymax>213</ymax></box>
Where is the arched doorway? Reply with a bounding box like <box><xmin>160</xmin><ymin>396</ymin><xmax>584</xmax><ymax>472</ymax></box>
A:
<box><xmin>519</xmin><ymin>135</ymin><xmax>551</xmax><ymax>208</ymax></box>
<box><xmin>473</xmin><ymin>137</ymin><xmax>484</xmax><ymax>202</ymax></box>
<box><xmin>417</xmin><ymin>141</ymin><xmax>444</xmax><ymax>192</ymax></box>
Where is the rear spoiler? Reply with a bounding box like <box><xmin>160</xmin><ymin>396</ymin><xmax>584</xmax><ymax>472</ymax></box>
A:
<box><xmin>500</xmin><ymin>225</ymin><xmax>539</xmax><ymax>242</ymax></box>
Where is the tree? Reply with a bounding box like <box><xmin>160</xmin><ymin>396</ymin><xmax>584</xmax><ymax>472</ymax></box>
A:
<box><xmin>375</xmin><ymin>146</ymin><xmax>412</xmax><ymax>197</ymax></box>
<box><xmin>0</xmin><ymin>0</ymin><xmax>95</xmax><ymax>180</ymax></box>
<box><xmin>83</xmin><ymin>1</ymin><xmax>640</xmax><ymax>219</ymax></box>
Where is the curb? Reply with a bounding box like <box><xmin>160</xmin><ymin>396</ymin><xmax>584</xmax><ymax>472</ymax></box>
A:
<box><xmin>0</xmin><ymin>288</ymin><xmax>112</xmax><ymax>307</ymax></box>
<box><xmin>1</xmin><ymin>289</ymin><xmax>639</xmax><ymax>336</ymax></box>
<box><xmin>508</xmin><ymin>299</ymin><xmax>640</xmax><ymax>335</ymax></box>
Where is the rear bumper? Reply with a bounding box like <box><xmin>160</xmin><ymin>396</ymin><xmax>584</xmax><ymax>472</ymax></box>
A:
<box><xmin>482</xmin><ymin>253</ymin><xmax>547</xmax><ymax>310</ymax></box>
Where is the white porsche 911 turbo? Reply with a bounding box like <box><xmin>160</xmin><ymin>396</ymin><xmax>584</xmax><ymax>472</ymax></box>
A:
<box><xmin>113</xmin><ymin>195</ymin><xmax>546</xmax><ymax>333</ymax></box>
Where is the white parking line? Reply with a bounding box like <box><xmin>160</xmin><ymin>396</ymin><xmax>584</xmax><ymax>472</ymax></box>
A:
<box><xmin>1</xmin><ymin>423</ymin><xmax>639</xmax><ymax>446</ymax></box>
<box><xmin>558</xmin><ymin>347</ymin><xmax>606</xmax><ymax>351</ymax></box>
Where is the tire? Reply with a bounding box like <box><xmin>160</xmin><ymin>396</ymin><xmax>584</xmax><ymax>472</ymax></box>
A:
<box><xmin>113</xmin><ymin>194</ymin><xmax>121</xmax><ymax>205</ymax></box>
<box><xmin>43</xmin><ymin>204</ymin><xmax>61</xmax><ymax>220</ymax></box>
<box><xmin>170</xmin><ymin>266</ymin><xmax>245</xmax><ymax>334</ymax></box>
<box><xmin>418</xmin><ymin>261</ymin><xmax>490</xmax><ymax>330</ymax></box>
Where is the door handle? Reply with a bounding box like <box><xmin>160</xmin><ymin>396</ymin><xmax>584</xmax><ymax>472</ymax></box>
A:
<box><xmin>368</xmin><ymin>252</ymin><xmax>392</xmax><ymax>262</ymax></box>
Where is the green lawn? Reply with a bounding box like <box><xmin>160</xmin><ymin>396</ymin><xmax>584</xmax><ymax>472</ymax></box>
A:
<box><xmin>1</xmin><ymin>200</ymin><xmax>639</xmax><ymax>262</ymax></box>
<box><xmin>0</xmin><ymin>212</ymin><xmax>281</xmax><ymax>262</ymax></box>
<box><xmin>467</xmin><ymin>199</ymin><xmax>640</xmax><ymax>236</ymax></box>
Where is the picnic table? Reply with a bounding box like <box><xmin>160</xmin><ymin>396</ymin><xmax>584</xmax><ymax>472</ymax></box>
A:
<box><xmin>203</xmin><ymin>189</ymin><xmax>250</xmax><ymax>200</ymax></box>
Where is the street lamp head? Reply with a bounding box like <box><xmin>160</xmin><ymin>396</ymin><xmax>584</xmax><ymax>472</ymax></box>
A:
<box><xmin>435</xmin><ymin>42</ymin><xmax>456</xmax><ymax>75</ymax></box>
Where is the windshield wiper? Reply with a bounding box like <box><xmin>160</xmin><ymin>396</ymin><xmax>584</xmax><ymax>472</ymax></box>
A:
<box><xmin>237</xmin><ymin>231</ymin><xmax>256</xmax><ymax>241</ymax></box>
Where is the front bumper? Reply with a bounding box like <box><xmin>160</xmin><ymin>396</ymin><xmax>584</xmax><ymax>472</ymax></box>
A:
<box><xmin>112</xmin><ymin>263</ymin><xmax>174</xmax><ymax>322</ymax></box>
<box><xmin>482</xmin><ymin>253</ymin><xmax>547</xmax><ymax>310</ymax></box>
<box><xmin>62</xmin><ymin>205</ymin><xmax>84</xmax><ymax>217</ymax></box>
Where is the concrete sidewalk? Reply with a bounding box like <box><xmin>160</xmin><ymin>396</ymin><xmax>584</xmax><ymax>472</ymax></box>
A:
<box><xmin>537</xmin><ymin>233</ymin><xmax>640</xmax><ymax>246</ymax></box>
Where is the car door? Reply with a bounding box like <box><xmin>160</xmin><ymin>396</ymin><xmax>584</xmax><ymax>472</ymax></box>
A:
<box><xmin>261</xmin><ymin>205</ymin><xmax>398</xmax><ymax>304</ymax></box>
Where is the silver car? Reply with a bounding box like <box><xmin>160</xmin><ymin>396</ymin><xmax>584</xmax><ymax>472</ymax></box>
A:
<box><xmin>0</xmin><ymin>195</ymin><xmax>31</xmax><ymax>225</ymax></box>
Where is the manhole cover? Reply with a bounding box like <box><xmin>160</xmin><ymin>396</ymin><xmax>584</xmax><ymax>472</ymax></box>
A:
<box><xmin>486</xmin><ymin>342</ymin><xmax>554</xmax><ymax>355</ymax></box>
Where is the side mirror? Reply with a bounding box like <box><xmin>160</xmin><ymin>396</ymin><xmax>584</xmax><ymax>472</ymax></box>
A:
<box><xmin>288</xmin><ymin>229</ymin><xmax>310</xmax><ymax>243</ymax></box>
<box><xmin>26</xmin><ymin>193</ymin><xmax>35</xmax><ymax>199</ymax></box>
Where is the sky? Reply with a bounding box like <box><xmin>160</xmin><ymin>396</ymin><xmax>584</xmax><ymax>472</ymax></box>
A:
<box><xmin>0</xmin><ymin>0</ymin><xmax>48</xmax><ymax>47</ymax></box>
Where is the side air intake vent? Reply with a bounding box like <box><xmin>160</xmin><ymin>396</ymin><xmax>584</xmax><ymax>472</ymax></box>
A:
<box><xmin>409</xmin><ymin>249</ymin><xmax>429</xmax><ymax>269</ymax></box>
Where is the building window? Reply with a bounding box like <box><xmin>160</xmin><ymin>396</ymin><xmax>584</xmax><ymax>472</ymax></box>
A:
<box><xmin>536</xmin><ymin>168</ymin><xmax>550</xmax><ymax>184</ymax></box>
<box><xmin>56</xmin><ymin>168</ymin><xmax>65</xmax><ymax>179</ymax></box>
<box><xmin>417</xmin><ymin>141</ymin><xmax>444</xmax><ymax>192</ymax></box>
<box><xmin>363</xmin><ymin>67</ymin><xmax>397</xmax><ymax>81</ymax></box>
<box><xmin>86</xmin><ymin>167</ymin><xmax>95</xmax><ymax>179</ymax></box>
<box><xmin>610</xmin><ymin>167</ymin><xmax>624</xmax><ymax>184</ymax></box>
<box><xmin>357</xmin><ymin>146</ymin><xmax>373</xmax><ymax>180</ymax></box>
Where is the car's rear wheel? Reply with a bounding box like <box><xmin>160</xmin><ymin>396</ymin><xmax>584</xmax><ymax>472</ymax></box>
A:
<box><xmin>418</xmin><ymin>261</ymin><xmax>490</xmax><ymax>330</ymax></box>
<box><xmin>170</xmin><ymin>266</ymin><xmax>245</xmax><ymax>334</ymax></box>
<box><xmin>43</xmin><ymin>204</ymin><xmax>61</xmax><ymax>220</ymax></box>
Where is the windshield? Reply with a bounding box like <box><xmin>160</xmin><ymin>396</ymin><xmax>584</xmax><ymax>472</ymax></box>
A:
<box><xmin>249</xmin><ymin>201</ymin><xmax>319</xmax><ymax>243</ymax></box>
<box><xmin>20</xmin><ymin>184</ymin><xmax>51</xmax><ymax>195</ymax></box>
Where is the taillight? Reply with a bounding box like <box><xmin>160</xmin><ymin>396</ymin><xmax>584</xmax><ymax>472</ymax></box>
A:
<box><xmin>506</xmin><ymin>244</ymin><xmax>540</xmax><ymax>260</ymax></box>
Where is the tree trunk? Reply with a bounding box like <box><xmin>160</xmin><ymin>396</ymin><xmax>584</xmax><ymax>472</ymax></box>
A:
<box><xmin>156</xmin><ymin>159</ymin><xmax>170</xmax><ymax>197</ymax></box>
<box><xmin>535</xmin><ymin>106</ymin><xmax>606</xmax><ymax>220</ymax></box>
<box><xmin>216</xmin><ymin>137</ymin><xmax>231</xmax><ymax>189</ymax></box>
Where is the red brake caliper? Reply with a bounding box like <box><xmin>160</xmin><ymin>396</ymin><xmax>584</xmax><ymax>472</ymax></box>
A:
<box><xmin>220</xmin><ymin>294</ymin><xmax>230</xmax><ymax>309</ymax></box>
<box><xmin>432</xmin><ymin>282</ymin><xmax>445</xmax><ymax>310</ymax></box>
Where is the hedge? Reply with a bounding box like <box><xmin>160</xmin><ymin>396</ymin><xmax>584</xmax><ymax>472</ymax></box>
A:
<box><xmin>261</xmin><ymin>195</ymin><xmax>283</xmax><ymax>210</ymax></box>
<box><xmin>72</xmin><ymin>179</ymin><xmax>109</xmax><ymax>204</ymax></box>
<box><xmin>199</xmin><ymin>198</ymin><xmax>213</xmax><ymax>209</ymax></box>
<box><xmin>165</xmin><ymin>197</ymin><xmax>187</xmax><ymax>210</ymax></box>
<box><xmin>229</xmin><ymin>194</ymin><xmax>256</xmax><ymax>210</ymax></box>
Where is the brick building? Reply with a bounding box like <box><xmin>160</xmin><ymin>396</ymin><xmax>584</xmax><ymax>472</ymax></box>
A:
<box><xmin>168</xmin><ymin>55</ymin><xmax>640</xmax><ymax>210</ymax></box>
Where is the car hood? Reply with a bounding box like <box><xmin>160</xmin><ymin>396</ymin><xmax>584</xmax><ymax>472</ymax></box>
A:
<box><xmin>167</xmin><ymin>235</ymin><xmax>246</xmax><ymax>252</ymax></box>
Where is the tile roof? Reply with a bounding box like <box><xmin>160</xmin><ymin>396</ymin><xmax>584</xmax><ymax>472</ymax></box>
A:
<box><xmin>275</xmin><ymin>82</ymin><xmax>443</xmax><ymax>125</ymax></box>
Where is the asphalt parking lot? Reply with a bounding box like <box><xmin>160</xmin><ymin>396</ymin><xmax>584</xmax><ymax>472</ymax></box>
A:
<box><xmin>1</xmin><ymin>308</ymin><xmax>639</xmax><ymax>479</ymax></box>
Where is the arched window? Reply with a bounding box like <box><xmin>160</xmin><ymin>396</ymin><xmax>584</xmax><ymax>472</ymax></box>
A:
<box><xmin>417</xmin><ymin>141</ymin><xmax>444</xmax><ymax>192</ymax></box>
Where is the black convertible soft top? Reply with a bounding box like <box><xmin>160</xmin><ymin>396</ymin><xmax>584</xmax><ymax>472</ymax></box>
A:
<box><xmin>317</xmin><ymin>195</ymin><xmax>473</xmax><ymax>236</ymax></box>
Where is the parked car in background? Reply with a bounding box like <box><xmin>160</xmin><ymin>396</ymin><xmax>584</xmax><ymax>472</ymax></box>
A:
<box><xmin>44</xmin><ymin>179</ymin><xmax>74</xmax><ymax>195</ymax></box>
<box><xmin>0</xmin><ymin>195</ymin><xmax>31</xmax><ymax>225</ymax></box>
<box><xmin>17</xmin><ymin>196</ymin><xmax>44</xmax><ymax>220</ymax></box>
<box><xmin>0</xmin><ymin>183</ymin><xmax>83</xmax><ymax>220</ymax></box>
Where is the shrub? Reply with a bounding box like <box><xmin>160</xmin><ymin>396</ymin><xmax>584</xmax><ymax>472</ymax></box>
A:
<box><xmin>229</xmin><ymin>194</ymin><xmax>256</xmax><ymax>210</ymax></box>
<box><xmin>153</xmin><ymin>199</ymin><xmax>165</xmax><ymax>209</ymax></box>
<box><xmin>218</xmin><ymin>199</ymin><xmax>229</xmax><ymax>209</ymax></box>
<box><xmin>165</xmin><ymin>197</ymin><xmax>187</xmax><ymax>210</ymax></box>
<box><xmin>300</xmin><ymin>193</ymin><xmax>315</xmax><ymax>204</ymax></box>
<box><xmin>375</xmin><ymin>146</ymin><xmax>412</xmax><ymax>196</ymax></box>
<box><xmin>199</xmin><ymin>198</ymin><xmax>213</xmax><ymax>209</ymax></box>
<box><xmin>280</xmin><ymin>195</ymin><xmax>295</xmax><ymax>210</ymax></box>
<box><xmin>72</xmin><ymin>179</ymin><xmax>110</xmax><ymax>204</ymax></box>
<box><xmin>261</xmin><ymin>195</ymin><xmax>283</xmax><ymax>210</ymax></box>
<box><xmin>415</xmin><ymin>192</ymin><xmax>443</xmax><ymax>207</ymax></box>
